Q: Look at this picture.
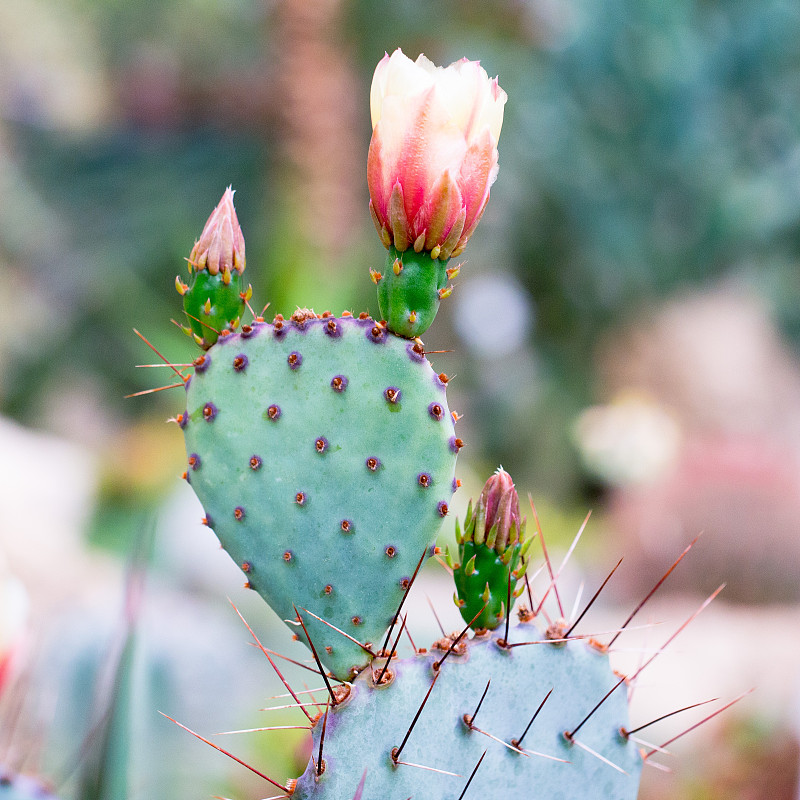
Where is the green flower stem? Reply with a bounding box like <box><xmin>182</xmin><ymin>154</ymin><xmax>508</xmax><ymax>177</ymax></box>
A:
<box><xmin>376</xmin><ymin>246</ymin><xmax>449</xmax><ymax>338</ymax></box>
<box><xmin>183</xmin><ymin>269</ymin><xmax>245</xmax><ymax>348</ymax></box>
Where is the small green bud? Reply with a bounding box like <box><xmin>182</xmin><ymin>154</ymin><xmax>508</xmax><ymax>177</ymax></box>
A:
<box><xmin>452</xmin><ymin>468</ymin><xmax>531</xmax><ymax>631</ymax></box>
<box><xmin>181</xmin><ymin>187</ymin><xmax>247</xmax><ymax>349</ymax></box>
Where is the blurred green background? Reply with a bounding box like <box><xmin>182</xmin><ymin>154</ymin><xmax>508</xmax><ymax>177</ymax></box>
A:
<box><xmin>1</xmin><ymin>0</ymin><xmax>800</xmax><ymax>798</ymax></box>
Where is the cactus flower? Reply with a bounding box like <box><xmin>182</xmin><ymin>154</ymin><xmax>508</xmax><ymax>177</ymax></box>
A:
<box><xmin>449</xmin><ymin>468</ymin><xmax>531</xmax><ymax>631</ymax></box>
<box><xmin>367</xmin><ymin>49</ymin><xmax>506</xmax><ymax>339</ymax></box>
<box><xmin>367</xmin><ymin>49</ymin><xmax>506</xmax><ymax>261</ymax></box>
<box><xmin>177</xmin><ymin>188</ymin><xmax>251</xmax><ymax>349</ymax></box>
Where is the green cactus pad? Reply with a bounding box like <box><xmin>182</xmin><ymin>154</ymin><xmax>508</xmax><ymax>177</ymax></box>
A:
<box><xmin>376</xmin><ymin>246</ymin><xmax>449</xmax><ymax>338</ymax></box>
<box><xmin>293</xmin><ymin>623</ymin><xmax>642</xmax><ymax>800</ymax></box>
<box><xmin>182</xmin><ymin>314</ymin><xmax>459</xmax><ymax>679</ymax></box>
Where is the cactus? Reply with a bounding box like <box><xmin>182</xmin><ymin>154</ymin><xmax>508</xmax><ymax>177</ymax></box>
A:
<box><xmin>140</xmin><ymin>47</ymin><xmax>743</xmax><ymax>800</ymax></box>
<box><xmin>372</xmin><ymin>246</ymin><xmax>453</xmax><ymax>339</ymax></box>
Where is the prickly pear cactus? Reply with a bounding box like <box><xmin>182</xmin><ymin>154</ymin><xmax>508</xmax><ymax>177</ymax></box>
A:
<box><xmin>291</xmin><ymin>622</ymin><xmax>641</xmax><ymax>799</ymax></box>
<box><xmin>182</xmin><ymin>310</ymin><xmax>460</xmax><ymax>679</ymax></box>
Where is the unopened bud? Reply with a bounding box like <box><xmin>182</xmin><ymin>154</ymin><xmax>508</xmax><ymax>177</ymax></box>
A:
<box><xmin>474</xmin><ymin>468</ymin><xmax>522</xmax><ymax>552</ymax></box>
<box><xmin>189</xmin><ymin>187</ymin><xmax>246</xmax><ymax>277</ymax></box>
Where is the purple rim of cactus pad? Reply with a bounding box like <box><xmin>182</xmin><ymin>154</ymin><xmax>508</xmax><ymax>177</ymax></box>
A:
<box><xmin>202</xmin><ymin>402</ymin><xmax>218</xmax><ymax>422</ymax></box>
<box><xmin>193</xmin><ymin>354</ymin><xmax>210</xmax><ymax>373</ymax></box>
<box><xmin>449</xmin><ymin>436</ymin><xmax>464</xmax><ymax>453</ymax></box>
<box><xmin>288</xmin><ymin>351</ymin><xmax>303</xmax><ymax>369</ymax></box>
<box><xmin>406</xmin><ymin>341</ymin><xmax>426</xmax><ymax>363</ymax></box>
<box><xmin>188</xmin><ymin>453</ymin><xmax>201</xmax><ymax>471</ymax></box>
<box><xmin>324</xmin><ymin>318</ymin><xmax>343</xmax><ymax>338</ymax></box>
<box><xmin>433</xmin><ymin>373</ymin><xmax>448</xmax><ymax>390</ymax></box>
<box><xmin>233</xmin><ymin>353</ymin><xmax>248</xmax><ymax>372</ymax></box>
<box><xmin>240</xmin><ymin>323</ymin><xmax>254</xmax><ymax>338</ymax></box>
<box><xmin>178</xmin><ymin>410</ymin><xmax>188</xmax><ymax>429</ymax></box>
<box><xmin>331</xmin><ymin>375</ymin><xmax>348</xmax><ymax>392</ymax></box>
<box><xmin>452</xmin><ymin>477</ymin><xmax>459</xmax><ymax>492</ymax></box>
<box><xmin>273</xmin><ymin>320</ymin><xmax>287</xmax><ymax>339</ymax></box>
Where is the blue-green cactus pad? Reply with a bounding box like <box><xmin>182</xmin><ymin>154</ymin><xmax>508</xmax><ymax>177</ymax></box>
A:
<box><xmin>293</xmin><ymin>622</ymin><xmax>642</xmax><ymax>799</ymax></box>
<box><xmin>182</xmin><ymin>315</ymin><xmax>459</xmax><ymax>679</ymax></box>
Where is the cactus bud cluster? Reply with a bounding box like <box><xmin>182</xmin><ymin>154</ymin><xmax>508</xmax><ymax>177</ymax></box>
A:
<box><xmin>176</xmin><ymin>187</ymin><xmax>252</xmax><ymax>348</ymax></box>
<box><xmin>448</xmin><ymin>468</ymin><xmax>533</xmax><ymax>630</ymax></box>
<box><xmin>367</xmin><ymin>49</ymin><xmax>506</xmax><ymax>337</ymax></box>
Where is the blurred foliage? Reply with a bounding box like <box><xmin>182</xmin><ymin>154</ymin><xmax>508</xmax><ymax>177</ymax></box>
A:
<box><xmin>3</xmin><ymin>0</ymin><xmax>800</xmax><ymax>506</ymax></box>
<box><xmin>351</xmin><ymin>0</ymin><xmax>800</xmax><ymax>498</ymax></box>
<box><xmin>3</xmin><ymin>126</ymin><xmax>266</xmax><ymax>421</ymax></box>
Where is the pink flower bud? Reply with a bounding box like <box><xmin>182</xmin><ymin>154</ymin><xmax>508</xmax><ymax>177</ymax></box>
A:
<box><xmin>189</xmin><ymin>187</ymin><xmax>246</xmax><ymax>276</ymax></box>
<box><xmin>367</xmin><ymin>49</ymin><xmax>506</xmax><ymax>260</ymax></box>
<box><xmin>474</xmin><ymin>467</ymin><xmax>522</xmax><ymax>552</ymax></box>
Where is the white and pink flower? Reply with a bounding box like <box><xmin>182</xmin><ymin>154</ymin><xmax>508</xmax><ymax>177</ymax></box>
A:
<box><xmin>367</xmin><ymin>49</ymin><xmax>506</xmax><ymax>260</ymax></box>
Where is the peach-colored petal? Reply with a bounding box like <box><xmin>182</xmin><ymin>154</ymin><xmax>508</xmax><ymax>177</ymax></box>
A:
<box><xmin>415</xmin><ymin>170</ymin><xmax>463</xmax><ymax>250</ymax></box>
<box><xmin>388</xmin><ymin>181</ymin><xmax>411</xmax><ymax>252</ymax></box>
<box><xmin>367</xmin><ymin>130</ymin><xmax>390</xmax><ymax>220</ymax></box>
<box><xmin>438</xmin><ymin>206</ymin><xmax>467</xmax><ymax>261</ymax></box>
<box><xmin>191</xmin><ymin>187</ymin><xmax>245</xmax><ymax>274</ymax></box>
<box><xmin>367</xmin><ymin>48</ymin><xmax>505</xmax><ymax>255</ymax></box>
<box><xmin>458</xmin><ymin>129</ymin><xmax>497</xmax><ymax>237</ymax></box>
